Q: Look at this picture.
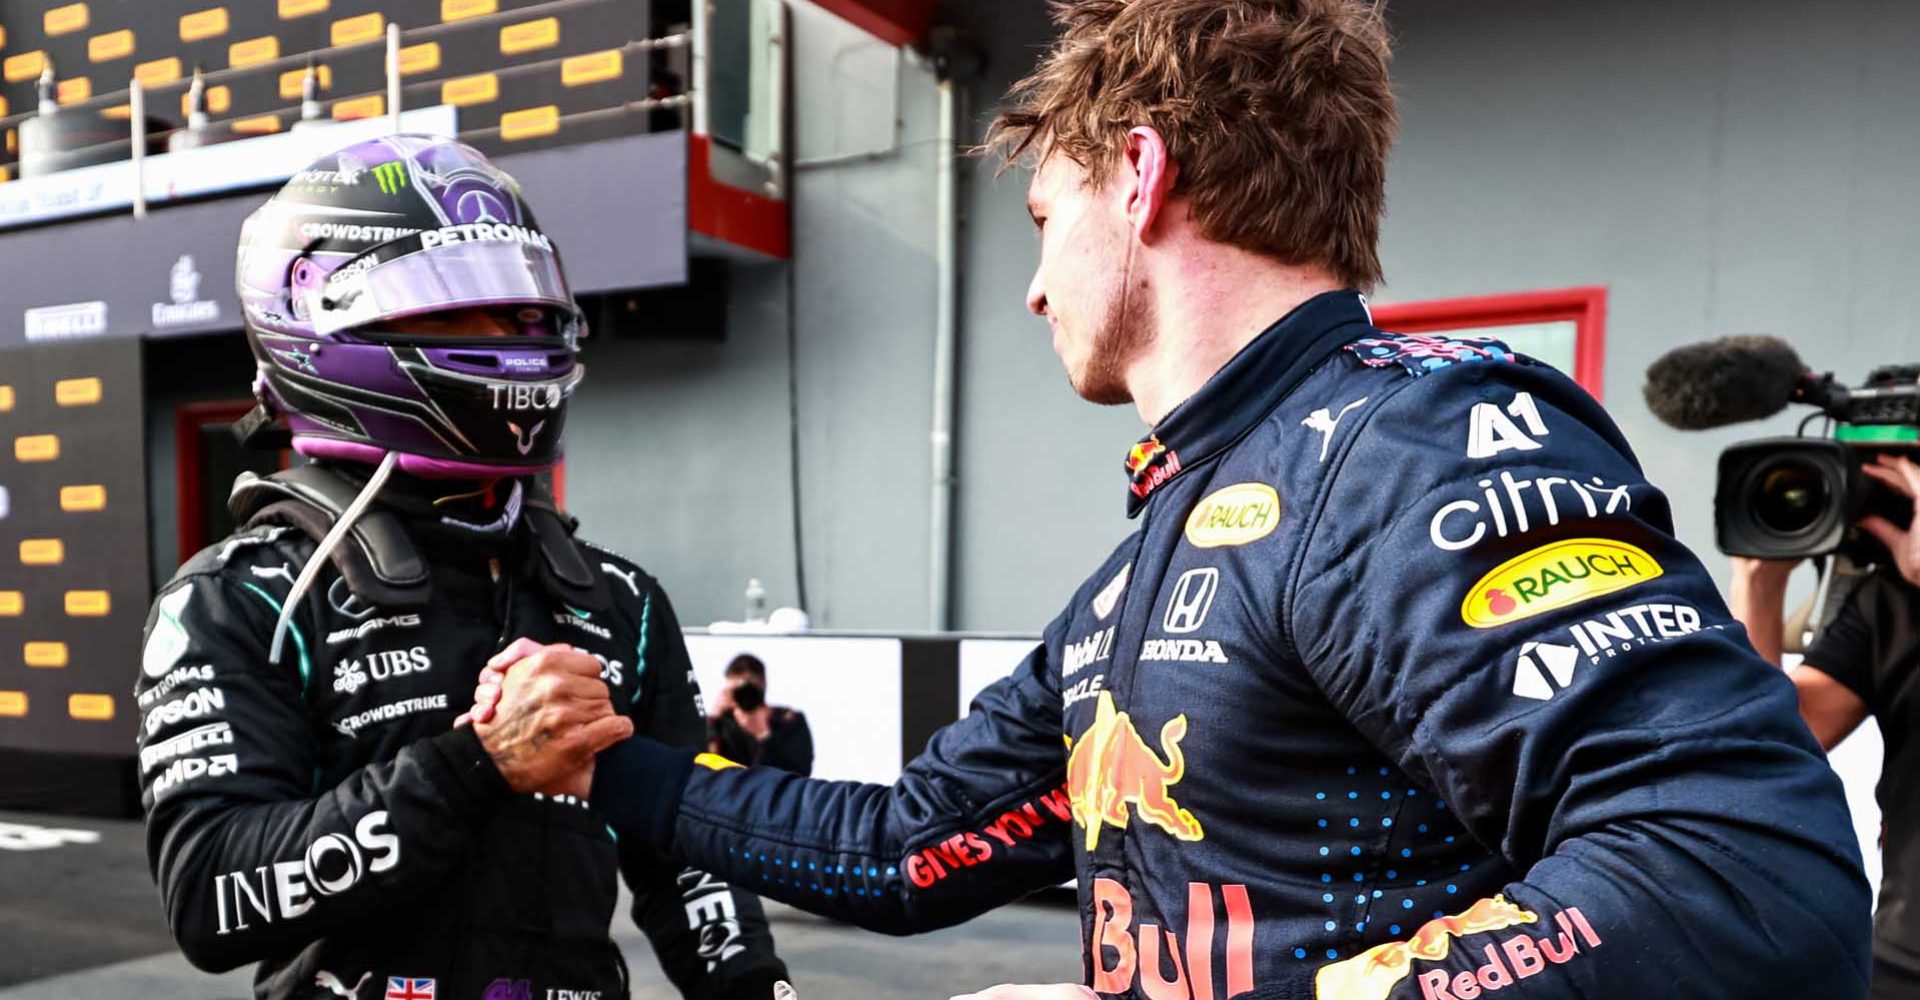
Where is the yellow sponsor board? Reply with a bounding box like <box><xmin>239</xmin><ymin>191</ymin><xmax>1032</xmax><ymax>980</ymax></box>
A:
<box><xmin>0</xmin><ymin>692</ymin><xmax>25</xmax><ymax>717</ymax></box>
<box><xmin>20</xmin><ymin>539</ymin><xmax>64</xmax><ymax>566</ymax></box>
<box><xmin>69</xmin><ymin>694</ymin><xmax>113</xmax><ymax>721</ymax></box>
<box><xmin>90</xmin><ymin>29</ymin><xmax>135</xmax><ymax>62</ymax></box>
<box><xmin>332</xmin><ymin>95</ymin><xmax>385</xmax><ymax>121</ymax></box>
<box><xmin>232</xmin><ymin>114</ymin><xmax>281</xmax><ymax>134</ymax></box>
<box><xmin>1184</xmin><ymin>482</ymin><xmax>1283</xmax><ymax>549</ymax></box>
<box><xmin>56</xmin><ymin>77</ymin><xmax>91</xmax><ymax>105</ymax></box>
<box><xmin>500</xmin><ymin>105</ymin><xmax>560</xmax><ymax>141</ymax></box>
<box><xmin>65</xmin><ymin>590</ymin><xmax>110</xmax><ymax>616</ymax></box>
<box><xmin>500</xmin><ymin>17</ymin><xmax>559</xmax><ymax>55</ymax></box>
<box><xmin>4</xmin><ymin>52</ymin><xmax>46</xmax><ymax>84</ymax></box>
<box><xmin>280</xmin><ymin>64</ymin><xmax>332</xmax><ymax>98</ymax></box>
<box><xmin>0</xmin><ymin>592</ymin><xmax>21</xmax><ymax>616</ymax></box>
<box><xmin>24</xmin><ymin>642</ymin><xmax>68</xmax><ymax>668</ymax></box>
<box><xmin>60</xmin><ymin>484</ymin><xmax>106</xmax><ymax>511</ymax></box>
<box><xmin>0</xmin><ymin>385</ymin><xmax>13</xmax><ymax>412</ymax></box>
<box><xmin>444</xmin><ymin>0</ymin><xmax>498</xmax><ymax>22</ymax></box>
<box><xmin>280</xmin><ymin>0</ymin><xmax>329</xmax><ymax>18</ymax></box>
<box><xmin>15</xmin><ymin>435</ymin><xmax>59</xmax><ymax>462</ymax></box>
<box><xmin>180</xmin><ymin>8</ymin><xmax>229</xmax><ymax>43</ymax></box>
<box><xmin>442</xmin><ymin>73</ymin><xmax>498</xmax><ymax>107</ymax></box>
<box><xmin>136</xmin><ymin>57</ymin><xmax>182</xmax><ymax>88</ymax></box>
<box><xmin>229</xmin><ymin>36</ymin><xmax>279</xmax><ymax>68</ymax></box>
<box><xmin>45</xmin><ymin>4</ymin><xmax>88</xmax><ymax>36</ymax></box>
<box><xmin>1461</xmin><ymin>538</ymin><xmax>1663</xmax><ymax>629</ymax></box>
<box><xmin>563</xmin><ymin>50</ymin><xmax>623</xmax><ymax>87</ymax></box>
<box><xmin>400</xmin><ymin>42</ymin><xmax>440</xmax><ymax>76</ymax></box>
<box><xmin>183</xmin><ymin>85</ymin><xmax>231</xmax><ymax>116</ymax></box>
<box><xmin>331</xmin><ymin>12</ymin><xmax>384</xmax><ymax>47</ymax></box>
<box><xmin>55</xmin><ymin>377</ymin><xmax>102</xmax><ymax>406</ymax></box>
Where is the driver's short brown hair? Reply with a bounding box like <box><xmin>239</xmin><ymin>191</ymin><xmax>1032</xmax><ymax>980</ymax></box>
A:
<box><xmin>988</xmin><ymin>0</ymin><xmax>1397</xmax><ymax>292</ymax></box>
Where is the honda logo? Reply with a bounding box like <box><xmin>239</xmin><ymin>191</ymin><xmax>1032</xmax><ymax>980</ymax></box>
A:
<box><xmin>1163</xmin><ymin>568</ymin><xmax>1219</xmax><ymax>635</ymax></box>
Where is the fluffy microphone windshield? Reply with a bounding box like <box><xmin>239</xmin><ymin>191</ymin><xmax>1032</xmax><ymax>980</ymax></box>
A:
<box><xmin>1643</xmin><ymin>335</ymin><xmax>1807</xmax><ymax>430</ymax></box>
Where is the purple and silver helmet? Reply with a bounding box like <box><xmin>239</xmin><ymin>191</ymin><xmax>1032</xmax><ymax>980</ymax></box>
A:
<box><xmin>237</xmin><ymin>135</ymin><xmax>585</xmax><ymax>477</ymax></box>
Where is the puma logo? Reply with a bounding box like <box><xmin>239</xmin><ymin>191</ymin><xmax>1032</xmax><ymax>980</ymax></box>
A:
<box><xmin>250</xmin><ymin>564</ymin><xmax>296</xmax><ymax>586</ymax></box>
<box><xmin>1301</xmin><ymin>397</ymin><xmax>1369</xmax><ymax>463</ymax></box>
<box><xmin>506</xmin><ymin>420</ymin><xmax>546</xmax><ymax>456</ymax></box>
<box><xmin>315</xmin><ymin>970</ymin><xmax>371</xmax><ymax>999</ymax></box>
<box><xmin>602</xmin><ymin>563</ymin><xmax>641</xmax><ymax>597</ymax></box>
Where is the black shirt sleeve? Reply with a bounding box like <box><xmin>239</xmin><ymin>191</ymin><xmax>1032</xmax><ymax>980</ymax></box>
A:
<box><xmin>1806</xmin><ymin>576</ymin><xmax>1883</xmax><ymax>705</ymax></box>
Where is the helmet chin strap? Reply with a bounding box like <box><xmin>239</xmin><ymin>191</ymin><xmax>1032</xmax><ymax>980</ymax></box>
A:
<box><xmin>269</xmin><ymin>449</ymin><xmax>400</xmax><ymax>663</ymax></box>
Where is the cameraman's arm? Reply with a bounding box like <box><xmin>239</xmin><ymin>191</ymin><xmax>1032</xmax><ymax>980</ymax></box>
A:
<box><xmin>1797</xmin><ymin>582</ymin><xmax>1877</xmax><ymax>751</ymax></box>
<box><xmin>1727</xmin><ymin>556</ymin><xmax>1796</xmax><ymax>664</ymax></box>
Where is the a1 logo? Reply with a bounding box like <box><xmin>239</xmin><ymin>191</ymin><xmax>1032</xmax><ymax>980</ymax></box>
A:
<box><xmin>1468</xmin><ymin>391</ymin><xmax>1549</xmax><ymax>460</ymax></box>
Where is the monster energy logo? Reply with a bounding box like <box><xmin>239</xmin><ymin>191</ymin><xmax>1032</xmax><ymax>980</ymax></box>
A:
<box><xmin>371</xmin><ymin>162</ymin><xmax>409</xmax><ymax>195</ymax></box>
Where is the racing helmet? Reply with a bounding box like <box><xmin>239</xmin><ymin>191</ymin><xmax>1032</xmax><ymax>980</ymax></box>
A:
<box><xmin>236</xmin><ymin>135</ymin><xmax>586</xmax><ymax>477</ymax></box>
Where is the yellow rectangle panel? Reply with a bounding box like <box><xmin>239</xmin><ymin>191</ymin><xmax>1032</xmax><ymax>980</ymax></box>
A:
<box><xmin>0</xmin><ymin>385</ymin><xmax>12</xmax><ymax>411</ymax></box>
<box><xmin>46</xmin><ymin>4</ymin><xmax>89</xmax><ymax>36</ymax></box>
<box><xmin>332</xmin><ymin>94</ymin><xmax>384</xmax><ymax>120</ymax></box>
<box><xmin>229</xmin><ymin>36</ymin><xmax>279</xmax><ymax>68</ymax></box>
<box><xmin>89</xmin><ymin>29</ymin><xmax>134</xmax><ymax>62</ymax></box>
<box><xmin>69</xmin><ymin>694</ymin><xmax>113</xmax><ymax>721</ymax></box>
<box><xmin>102</xmin><ymin>104</ymin><xmax>130</xmax><ymax>120</ymax></box>
<box><xmin>0</xmin><ymin>692</ymin><xmax>24</xmax><ymax>717</ymax></box>
<box><xmin>65</xmin><ymin>590</ymin><xmax>110</xmax><ymax>617</ymax></box>
<box><xmin>233</xmin><ymin>113</ymin><xmax>280</xmax><ymax>134</ymax></box>
<box><xmin>57</xmin><ymin>78</ymin><xmax>91</xmax><ymax>105</ymax></box>
<box><xmin>443</xmin><ymin>0</ymin><xmax>497</xmax><ymax>22</ymax></box>
<box><xmin>0</xmin><ymin>592</ymin><xmax>21</xmax><ymax>616</ymax></box>
<box><xmin>563</xmin><ymin>49</ymin><xmax>623</xmax><ymax>87</ymax></box>
<box><xmin>332</xmin><ymin>12</ymin><xmax>384</xmax><ymax>47</ymax></box>
<box><xmin>5</xmin><ymin>52</ymin><xmax>47</xmax><ymax>84</ymax></box>
<box><xmin>280</xmin><ymin>63</ymin><xmax>331</xmax><ymax>99</ymax></box>
<box><xmin>136</xmin><ymin>57</ymin><xmax>182</xmax><ymax>87</ymax></box>
<box><xmin>60</xmin><ymin>485</ymin><xmax>106</xmax><ymax>512</ymax></box>
<box><xmin>15</xmin><ymin>435</ymin><xmax>58</xmax><ymax>462</ymax></box>
<box><xmin>20</xmin><ymin>539</ymin><xmax>63</xmax><ymax>566</ymax></box>
<box><xmin>280</xmin><ymin>0</ymin><xmax>329</xmax><ymax>18</ymax></box>
<box><xmin>55</xmin><ymin>377</ymin><xmax>102</xmax><ymax>406</ymax></box>
<box><xmin>442</xmin><ymin>73</ymin><xmax>498</xmax><ymax>107</ymax></box>
<box><xmin>501</xmin><ymin>106</ymin><xmax>560</xmax><ymax>142</ymax></box>
<box><xmin>181</xmin><ymin>8</ymin><xmax>229</xmax><ymax>42</ymax></box>
<box><xmin>500</xmin><ymin>17</ymin><xmax>559</xmax><ymax>55</ymax></box>
<box><xmin>0</xmin><ymin>166</ymin><xmax>12</xmax><ymax>185</ymax></box>
<box><xmin>182</xmin><ymin>85</ymin><xmax>230</xmax><ymax>116</ymax></box>
<box><xmin>24</xmin><ymin>642</ymin><xmax>68</xmax><ymax>668</ymax></box>
<box><xmin>399</xmin><ymin>42</ymin><xmax>440</xmax><ymax>76</ymax></box>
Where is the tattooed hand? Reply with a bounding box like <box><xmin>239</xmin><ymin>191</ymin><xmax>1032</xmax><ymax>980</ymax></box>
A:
<box><xmin>472</xmin><ymin>642</ymin><xmax>631</xmax><ymax>796</ymax></box>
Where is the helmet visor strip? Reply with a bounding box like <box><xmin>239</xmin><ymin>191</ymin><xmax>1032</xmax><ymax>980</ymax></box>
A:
<box><xmin>310</xmin><ymin>227</ymin><xmax>578</xmax><ymax>338</ymax></box>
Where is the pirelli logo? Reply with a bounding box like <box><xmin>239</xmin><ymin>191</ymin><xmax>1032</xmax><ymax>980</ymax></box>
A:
<box><xmin>443</xmin><ymin>73</ymin><xmax>498</xmax><ymax>107</ymax></box>
<box><xmin>501</xmin><ymin>105</ymin><xmax>560</xmax><ymax>141</ymax></box>
<box><xmin>180</xmin><ymin>8</ymin><xmax>230</xmax><ymax>43</ymax></box>
<box><xmin>0</xmin><ymin>692</ymin><xmax>25</xmax><ymax>717</ymax></box>
<box><xmin>563</xmin><ymin>50</ymin><xmax>623</xmax><ymax>87</ymax></box>
<box><xmin>89</xmin><ymin>29</ymin><xmax>134</xmax><ymax>63</ymax></box>
<box><xmin>55</xmin><ymin>377</ymin><xmax>102</xmax><ymax>406</ymax></box>
<box><xmin>60</xmin><ymin>485</ymin><xmax>106</xmax><ymax>512</ymax></box>
<box><xmin>24</xmin><ymin>642</ymin><xmax>68</xmax><ymax>669</ymax></box>
<box><xmin>400</xmin><ymin>42</ymin><xmax>441</xmax><ymax>76</ymax></box>
<box><xmin>57</xmin><ymin>78</ymin><xmax>92</xmax><ymax>106</ymax></box>
<box><xmin>444</xmin><ymin>0</ymin><xmax>498</xmax><ymax>21</ymax></box>
<box><xmin>333</xmin><ymin>95</ymin><xmax>385</xmax><ymax>121</ymax></box>
<box><xmin>500</xmin><ymin>17</ymin><xmax>559</xmax><ymax>55</ymax></box>
<box><xmin>0</xmin><ymin>592</ymin><xmax>21</xmax><ymax>617</ymax></box>
<box><xmin>332</xmin><ymin>12</ymin><xmax>385</xmax><ymax>47</ymax></box>
<box><xmin>69</xmin><ymin>695</ymin><xmax>113</xmax><ymax>721</ymax></box>
<box><xmin>136</xmin><ymin>57</ymin><xmax>182</xmax><ymax>88</ymax></box>
<box><xmin>20</xmin><ymin>539</ymin><xmax>64</xmax><ymax>566</ymax></box>
<box><xmin>5</xmin><ymin>52</ymin><xmax>47</xmax><ymax>84</ymax></box>
<box><xmin>65</xmin><ymin>591</ymin><xmax>110</xmax><ymax>617</ymax></box>
<box><xmin>45</xmin><ymin>4</ymin><xmax>88</xmax><ymax>36</ymax></box>
<box><xmin>280</xmin><ymin>0</ymin><xmax>329</xmax><ymax>17</ymax></box>
<box><xmin>15</xmin><ymin>435</ymin><xmax>59</xmax><ymax>463</ymax></box>
<box><xmin>229</xmin><ymin>36</ymin><xmax>280</xmax><ymax>68</ymax></box>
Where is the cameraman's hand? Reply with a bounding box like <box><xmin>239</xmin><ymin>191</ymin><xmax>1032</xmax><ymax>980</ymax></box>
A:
<box><xmin>1730</xmin><ymin>556</ymin><xmax>1798</xmax><ymax>596</ymax></box>
<box><xmin>1859</xmin><ymin>453</ymin><xmax>1920</xmax><ymax>587</ymax></box>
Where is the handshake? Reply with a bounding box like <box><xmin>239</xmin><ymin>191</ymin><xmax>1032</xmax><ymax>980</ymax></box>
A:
<box><xmin>455</xmin><ymin>637</ymin><xmax>630</xmax><ymax>800</ymax></box>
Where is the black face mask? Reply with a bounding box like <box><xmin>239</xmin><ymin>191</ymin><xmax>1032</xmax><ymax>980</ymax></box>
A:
<box><xmin>732</xmin><ymin>681</ymin><xmax>766</xmax><ymax>711</ymax></box>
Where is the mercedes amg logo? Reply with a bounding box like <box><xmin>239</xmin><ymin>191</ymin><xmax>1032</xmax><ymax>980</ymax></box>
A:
<box><xmin>456</xmin><ymin>190</ymin><xmax>509</xmax><ymax>225</ymax></box>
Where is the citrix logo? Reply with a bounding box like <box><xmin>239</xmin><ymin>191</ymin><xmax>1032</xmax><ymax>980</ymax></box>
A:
<box><xmin>214</xmin><ymin>812</ymin><xmax>400</xmax><ymax>934</ymax></box>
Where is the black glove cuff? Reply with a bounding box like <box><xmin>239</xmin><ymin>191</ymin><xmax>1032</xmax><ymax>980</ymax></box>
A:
<box><xmin>591</xmin><ymin>735</ymin><xmax>697</xmax><ymax>852</ymax></box>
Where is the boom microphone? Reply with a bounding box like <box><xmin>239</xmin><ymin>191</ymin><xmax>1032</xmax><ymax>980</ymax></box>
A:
<box><xmin>1643</xmin><ymin>335</ymin><xmax>1815</xmax><ymax>430</ymax></box>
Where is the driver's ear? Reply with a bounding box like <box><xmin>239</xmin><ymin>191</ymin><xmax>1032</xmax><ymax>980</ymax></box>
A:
<box><xmin>1123</xmin><ymin>126</ymin><xmax>1176</xmax><ymax>243</ymax></box>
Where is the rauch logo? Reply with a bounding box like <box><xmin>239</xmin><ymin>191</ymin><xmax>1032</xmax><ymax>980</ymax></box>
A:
<box><xmin>1460</xmin><ymin>539</ymin><xmax>1662</xmax><ymax>629</ymax></box>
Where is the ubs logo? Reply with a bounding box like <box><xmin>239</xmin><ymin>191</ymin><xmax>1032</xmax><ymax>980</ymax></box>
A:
<box><xmin>1162</xmin><ymin>568</ymin><xmax>1219</xmax><ymax>635</ymax></box>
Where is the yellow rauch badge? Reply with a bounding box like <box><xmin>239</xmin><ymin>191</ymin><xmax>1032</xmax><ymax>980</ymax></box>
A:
<box><xmin>1184</xmin><ymin>483</ymin><xmax>1282</xmax><ymax>548</ymax></box>
<box><xmin>1462</xmin><ymin>538</ymin><xmax>1663</xmax><ymax>629</ymax></box>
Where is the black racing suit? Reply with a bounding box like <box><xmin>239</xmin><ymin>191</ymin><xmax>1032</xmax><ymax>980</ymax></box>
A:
<box><xmin>136</xmin><ymin>470</ymin><xmax>787</xmax><ymax>1000</ymax></box>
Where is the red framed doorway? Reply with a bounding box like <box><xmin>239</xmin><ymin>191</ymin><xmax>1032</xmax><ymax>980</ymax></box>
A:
<box><xmin>1370</xmin><ymin>286</ymin><xmax>1609</xmax><ymax>402</ymax></box>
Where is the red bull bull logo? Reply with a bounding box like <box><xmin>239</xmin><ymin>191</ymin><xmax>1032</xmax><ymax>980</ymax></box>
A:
<box><xmin>1066</xmin><ymin>692</ymin><xmax>1204</xmax><ymax>852</ymax></box>
<box><xmin>1316</xmin><ymin>896</ymin><xmax>1603</xmax><ymax>1000</ymax></box>
<box><xmin>1128</xmin><ymin>436</ymin><xmax>1184</xmax><ymax>500</ymax></box>
<box><xmin>1091</xmin><ymin>878</ymin><xmax>1255</xmax><ymax>1000</ymax></box>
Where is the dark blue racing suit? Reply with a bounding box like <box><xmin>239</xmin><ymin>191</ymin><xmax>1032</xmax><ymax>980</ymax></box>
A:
<box><xmin>603</xmin><ymin>291</ymin><xmax>1872</xmax><ymax>999</ymax></box>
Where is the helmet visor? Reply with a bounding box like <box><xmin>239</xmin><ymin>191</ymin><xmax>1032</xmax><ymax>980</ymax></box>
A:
<box><xmin>309</xmin><ymin>231</ymin><xmax>576</xmax><ymax>337</ymax></box>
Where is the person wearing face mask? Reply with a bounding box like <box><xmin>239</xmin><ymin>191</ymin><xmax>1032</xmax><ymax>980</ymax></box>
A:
<box><xmin>134</xmin><ymin>135</ymin><xmax>790</xmax><ymax>1000</ymax></box>
<box><xmin>707</xmin><ymin>655</ymin><xmax>813</xmax><ymax>776</ymax></box>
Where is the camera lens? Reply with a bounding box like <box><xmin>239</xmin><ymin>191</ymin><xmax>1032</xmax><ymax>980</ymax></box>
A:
<box><xmin>1751</xmin><ymin>459</ymin><xmax>1831</xmax><ymax>535</ymax></box>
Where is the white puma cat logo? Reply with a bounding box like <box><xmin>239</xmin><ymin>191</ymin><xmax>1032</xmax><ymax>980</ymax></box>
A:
<box><xmin>602</xmin><ymin>563</ymin><xmax>641</xmax><ymax>598</ymax></box>
<box><xmin>315</xmin><ymin>970</ymin><xmax>371</xmax><ymax>999</ymax></box>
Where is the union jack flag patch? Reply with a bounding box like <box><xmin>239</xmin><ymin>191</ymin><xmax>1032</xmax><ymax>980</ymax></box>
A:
<box><xmin>385</xmin><ymin>978</ymin><xmax>435</xmax><ymax>1000</ymax></box>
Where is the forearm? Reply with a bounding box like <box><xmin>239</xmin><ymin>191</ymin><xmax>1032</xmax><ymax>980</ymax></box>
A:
<box><xmin>1728</xmin><ymin>571</ymin><xmax>1789</xmax><ymax>665</ymax></box>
